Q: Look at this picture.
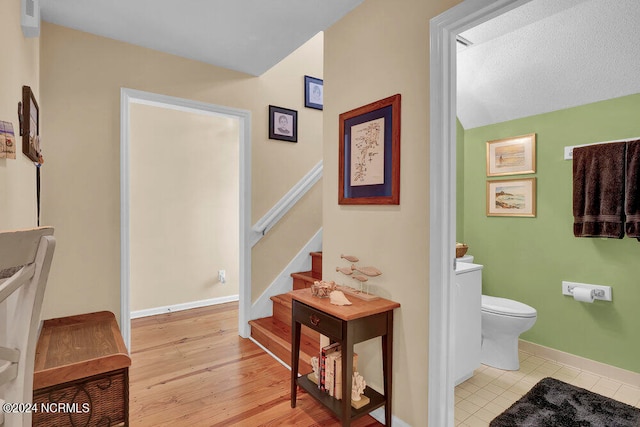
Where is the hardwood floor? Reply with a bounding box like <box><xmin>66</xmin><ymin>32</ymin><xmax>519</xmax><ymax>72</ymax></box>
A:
<box><xmin>130</xmin><ymin>302</ymin><xmax>382</xmax><ymax>426</ymax></box>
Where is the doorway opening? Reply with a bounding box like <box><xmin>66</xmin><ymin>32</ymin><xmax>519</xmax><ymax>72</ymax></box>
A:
<box><xmin>120</xmin><ymin>88</ymin><xmax>252</xmax><ymax>348</ymax></box>
<box><xmin>428</xmin><ymin>1</ymin><xmax>533</xmax><ymax>425</ymax></box>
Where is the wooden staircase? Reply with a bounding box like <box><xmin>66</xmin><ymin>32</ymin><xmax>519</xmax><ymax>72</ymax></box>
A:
<box><xmin>249</xmin><ymin>252</ymin><xmax>322</xmax><ymax>375</ymax></box>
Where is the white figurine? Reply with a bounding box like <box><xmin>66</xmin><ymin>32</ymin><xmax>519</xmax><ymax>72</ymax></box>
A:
<box><xmin>351</xmin><ymin>372</ymin><xmax>366</xmax><ymax>401</ymax></box>
<box><xmin>311</xmin><ymin>356</ymin><xmax>319</xmax><ymax>378</ymax></box>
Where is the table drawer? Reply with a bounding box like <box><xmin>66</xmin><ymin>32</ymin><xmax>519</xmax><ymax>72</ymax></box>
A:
<box><xmin>293</xmin><ymin>301</ymin><xmax>342</xmax><ymax>340</ymax></box>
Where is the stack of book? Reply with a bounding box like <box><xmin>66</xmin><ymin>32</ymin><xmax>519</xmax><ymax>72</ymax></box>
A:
<box><xmin>308</xmin><ymin>343</ymin><xmax>358</xmax><ymax>401</ymax></box>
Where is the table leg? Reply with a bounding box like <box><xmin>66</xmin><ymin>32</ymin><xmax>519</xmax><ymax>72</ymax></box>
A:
<box><xmin>291</xmin><ymin>320</ymin><xmax>302</xmax><ymax>408</ymax></box>
<box><xmin>342</xmin><ymin>329</ymin><xmax>353</xmax><ymax>427</ymax></box>
<box><xmin>382</xmin><ymin>311</ymin><xmax>393</xmax><ymax>426</ymax></box>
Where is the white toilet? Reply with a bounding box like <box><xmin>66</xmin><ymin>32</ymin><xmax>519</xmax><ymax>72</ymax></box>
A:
<box><xmin>481</xmin><ymin>295</ymin><xmax>537</xmax><ymax>370</ymax></box>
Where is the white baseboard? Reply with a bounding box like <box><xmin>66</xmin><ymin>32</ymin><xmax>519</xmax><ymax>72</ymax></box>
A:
<box><xmin>131</xmin><ymin>294</ymin><xmax>239</xmax><ymax>319</ymax></box>
<box><xmin>250</xmin><ymin>228</ymin><xmax>322</xmax><ymax>320</ymax></box>
<box><xmin>368</xmin><ymin>407</ymin><xmax>409</xmax><ymax>427</ymax></box>
<box><xmin>519</xmin><ymin>340</ymin><xmax>640</xmax><ymax>387</ymax></box>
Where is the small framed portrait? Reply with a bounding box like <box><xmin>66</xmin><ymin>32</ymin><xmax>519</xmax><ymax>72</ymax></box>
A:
<box><xmin>269</xmin><ymin>105</ymin><xmax>297</xmax><ymax>142</ymax></box>
<box><xmin>304</xmin><ymin>75</ymin><xmax>323</xmax><ymax>110</ymax></box>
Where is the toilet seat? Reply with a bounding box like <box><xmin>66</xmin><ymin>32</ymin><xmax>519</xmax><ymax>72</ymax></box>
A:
<box><xmin>482</xmin><ymin>295</ymin><xmax>536</xmax><ymax>318</ymax></box>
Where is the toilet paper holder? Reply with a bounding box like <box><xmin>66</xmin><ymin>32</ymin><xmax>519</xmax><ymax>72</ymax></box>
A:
<box><xmin>562</xmin><ymin>281</ymin><xmax>612</xmax><ymax>301</ymax></box>
<box><xmin>568</xmin><ymin>286</ymin><xmax>604</xmax><ymax>298</ymax></box>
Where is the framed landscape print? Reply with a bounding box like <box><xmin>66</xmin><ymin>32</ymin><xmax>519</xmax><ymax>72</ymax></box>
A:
<box><xmin>339</xmin><ymin>94</ymin><xmax>401</xmax><ymax>205</ymax></box>
<box><xmin>487</xmin><ymin>133</ymin><xmax>536</xmax><ymax>176</ymax></box>
<box><xmin>487</xmin><ymin>178</ymin><xmax>536</xmax><ymax>217</ymax></box>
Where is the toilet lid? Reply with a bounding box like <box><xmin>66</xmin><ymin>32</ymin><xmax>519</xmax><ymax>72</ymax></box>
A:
<box><xmin>482</xmin><ymin>295</ymin><xmax>537</xmax><ymax>318</ymax></box>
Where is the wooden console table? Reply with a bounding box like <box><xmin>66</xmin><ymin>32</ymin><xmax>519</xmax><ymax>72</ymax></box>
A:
<box><xmin>33</xmin><ymin>311</ymin><xmax>131</xmax><ymax>427</ymax></box>
<box><xmin>289</xmin><ymin>288</ymin><xmax>400</xmax><ymax>426</ymax></box>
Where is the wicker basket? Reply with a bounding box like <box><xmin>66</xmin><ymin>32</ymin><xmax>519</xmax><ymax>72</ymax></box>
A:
<box><xmin>456</xmin><ymin>244</ymin><xmax>468</xmax><ymax>258</ymax></box>
<box><xmin>33</xmin><ymin>369</ymin><xmax>127</xmax><ymax>427</ymax></box>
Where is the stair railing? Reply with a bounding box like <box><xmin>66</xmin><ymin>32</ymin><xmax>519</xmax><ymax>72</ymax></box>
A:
<box><xmin>250</xmin><ymin>161</ymin><xmax>322</xmax><ymax>247</ymax></box>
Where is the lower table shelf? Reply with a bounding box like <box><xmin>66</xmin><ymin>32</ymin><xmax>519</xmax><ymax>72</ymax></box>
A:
<box><xmin>296</xmin><ymin>374</ymin><xmax>386</xmax><ymax>421</ymax></box>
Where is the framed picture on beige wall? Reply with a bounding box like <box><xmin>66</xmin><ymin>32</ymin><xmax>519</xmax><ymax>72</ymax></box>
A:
<box><xmin>269</xmin><ymin>105</ymin><xmax>297</xmax><ymax>143</ymax></box>
<box><xmin>486</xmin><ymin>133</ymin><xmax>536</xmax><ymax>176</ymax></box>
<box><xmin>20</xmin><ymin>85</ymin><xmax>42</xmax><ymax>163</ymax></box>
<box><xmin>338</xmin><ymin>94</ymin><xmax>401</xmax><ymax>205</ymax></box>
<box><xmin>486</xmin><ymin>178</ymin><xmax>536</xmax><ymax>217</ymax></box>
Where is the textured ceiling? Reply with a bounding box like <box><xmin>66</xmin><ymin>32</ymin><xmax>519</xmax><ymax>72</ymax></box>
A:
<box><xmin>39</xmin><ymin>0</ymin><xmax>363</xmax><ymax>76</ymax></box>
<box><xmin>457</xmin><ymin>0</ymin><xmax>640</xmax><ymax>129</ymax></box>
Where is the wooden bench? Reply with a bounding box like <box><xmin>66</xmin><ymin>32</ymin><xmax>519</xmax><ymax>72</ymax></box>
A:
<box><xmin>33</xmin><ymin>311</ymin><xmax>131</xmax><ymax>427</ymax></box>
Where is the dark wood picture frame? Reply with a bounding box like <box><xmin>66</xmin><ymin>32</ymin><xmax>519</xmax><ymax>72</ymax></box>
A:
<box><xmin>304</xmin><ymin>75</ymin><xmax>323</xmax><ymax>110</ymax></box>
<box><xmin>269</xmin><ymin>105</ymin><xmax>297</xmax><ymax>142</ymax></box>
<box><xmin>21</xmin><ymin>85</ymin><xmax>40</xmax><ymax>162</ymax></box>
<box><xmin>339</xmin><ymin>94</ymin><xmax>401</xmax><ymax>205</ymax></box>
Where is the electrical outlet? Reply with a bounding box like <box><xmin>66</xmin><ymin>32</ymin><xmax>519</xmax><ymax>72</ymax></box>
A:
<box><xmin>218</xmin><ymin>270</ymin><xmax>226</xmax><ymax>284</ymax></box>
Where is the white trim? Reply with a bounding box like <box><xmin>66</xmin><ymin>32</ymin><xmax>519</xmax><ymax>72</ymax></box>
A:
<box><xmin>519</xmin><ymin>340</ymin><xmax>640</xmax><ymax>387</ymax></box>
<box><xmin>369</xmin><ymin>407</ymin><xmax>410</xmax><ymax>427</ymax></box>
<box><xmin>130</xmin><ymin>295</ymin><xmax>239</xmax><ymax>319</ymax></box>
<box><xmin>120</xmin><ymin>88</ymin><xmax>252</xmax><ymax>349</ymax></box>
<box><xmin>428</xmin><ymin>1</ymin><xmax>533</xmax><ymax>426</ymax></box>
<box><xmin>250</xmin><ymin>161</ymin><xmax>323</xmax><ymax>247</ymax></box>
<box><xmin>251</xmin><ymin>228</ymin><xmax>322</xmax><ymax>320</ymax></box>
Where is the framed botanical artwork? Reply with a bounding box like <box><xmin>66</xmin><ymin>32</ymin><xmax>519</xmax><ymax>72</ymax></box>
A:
<box><xmin>269</xmin><ymin>105</ymin><xmax>297</xmax><ymax>142</ymax></box>
<box><xmin>486</xmin><ymin>133</ymin><xmax>536</xmax><ymax>176</ymax></box>
<box><xmin>304</xmin><ymin>75</ymin><xmax>323</xmax><ymax>110</ymax></box>
<box><xmin>486</xmin><ymin>178</ymin><xmax>536</xmax><ymax>217</ymax></box>
<box><xmin>339</xmin><ymin>94</ymin><xmax>401</xmax><ymax>205</ymax></box>
<box><xmin>20</xmin><ymin>85</ymin><xmax>41</xmax><ymax>162</ymax></box>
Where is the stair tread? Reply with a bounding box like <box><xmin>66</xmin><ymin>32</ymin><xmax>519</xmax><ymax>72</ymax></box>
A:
<box><xmin>249</xmin><ymin>317</ymin><xmax>319</xmax><ymax>360</ymax></box>
<box><xmin>270</xmin><ymin>293</ymin><xmax>321</xmax><ymax>342</ymax></box>
<box><xmin>270</xmin><ymin>293</ymin><xmax>293</xmax><ymax>308</ymax></box>
<box><xmin>291</xmin><ymin>271</ymin><xmax>321</xmax><ymax>281</ymax></box>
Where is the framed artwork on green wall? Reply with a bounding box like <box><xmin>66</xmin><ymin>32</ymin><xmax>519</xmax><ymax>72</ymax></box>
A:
<box><xmin>486</xmin><ymin>133</ymin><xmax>536</xmax><ymax>176</ymax></box>
<box><xmin>487</xmin><ymin>178</ymin><xmax>536</xmax><ymax>217</ymax></box>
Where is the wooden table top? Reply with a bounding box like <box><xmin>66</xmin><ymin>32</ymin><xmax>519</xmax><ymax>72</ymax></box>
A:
<box><xmin>34</xmin><ymin>311</ymin><xmax>131</xmax><ymax>390</ymax></box>
<box><xmin>289</xmin><ymin>288</ymin><xmax>400</xmax><ymax>321</ymax></box>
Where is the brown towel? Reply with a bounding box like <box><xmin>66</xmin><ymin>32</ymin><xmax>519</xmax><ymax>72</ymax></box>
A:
<box><xmin>573</xmin><ymin>142</ymin><xmax>625</xmax><ymax>238</ymax></box>
<box><xmin>625</xmin><ymin>140</ymin><xmax>640</xmax><ymax>239</ymax></box>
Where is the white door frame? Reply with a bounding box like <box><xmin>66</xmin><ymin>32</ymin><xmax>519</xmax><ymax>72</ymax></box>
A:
<box><xmin>428</xmin><ymin>0</ymin><xmax>532</xmax><ymax>425</ymax></box>
<box><xmin>120</xmin><ymin>88</ymin><xmax>252</xmax><ymax>348</ymax></box>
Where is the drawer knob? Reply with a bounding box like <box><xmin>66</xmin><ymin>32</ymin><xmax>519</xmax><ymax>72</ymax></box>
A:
<box><xmin>310</xmin><ymin>314</ymin><xmax>321</xmax><ymax>326</ymax></box>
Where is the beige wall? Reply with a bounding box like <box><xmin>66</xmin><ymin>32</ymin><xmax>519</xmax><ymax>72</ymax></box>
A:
<box><xmin>0</xmin><ymin>0</ymin><xmax>39</xmax><ymax>230</ymax></box>
<box><xmin>39</xmin><ymin>23</ymin><xmax>323</xmax><ymax>320</ymax></box>
<box><xmin>323</xmin><ymin>0</ymin><xmax>461</xmax><ymax>425</ymax></box>
<box><xmin>129</xmin><ymin>104</ymin><xmax>239</xmax><ymax>311</ymax></box>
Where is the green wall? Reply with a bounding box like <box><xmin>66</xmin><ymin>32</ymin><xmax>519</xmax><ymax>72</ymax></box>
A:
<box><xmin>457</xmin><ymin>118</ymin><xmax>465</xmax><ymax>242</ymax></box>
<box><xmin>461</xmin><ymin>93</ymin><xmax>640</xmax><ymax>373</ymax></box>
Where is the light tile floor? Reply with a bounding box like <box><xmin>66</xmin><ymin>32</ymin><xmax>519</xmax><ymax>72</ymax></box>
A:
<box><xmin>455</xmin><ymin>350</ymin><xmax>640</xmax><ymax>427</ymax></box>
